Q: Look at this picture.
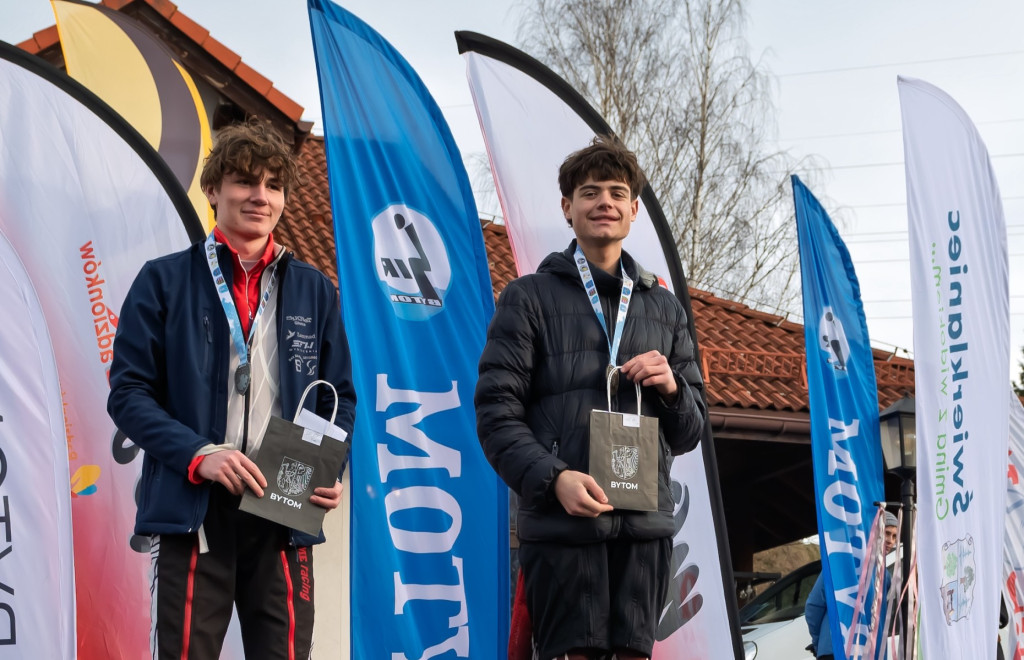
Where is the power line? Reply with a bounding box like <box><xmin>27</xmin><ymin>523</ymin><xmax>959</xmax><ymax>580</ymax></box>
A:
<box><xmin>865</xmin><ymin>295</ymin><xmax>1024</xmax><ymax>304</ymax></box>
<box><xmin>856</xmin><ymin>252</ymin><xmax>1024</xmax><ymax>264</ymax></box>
<box><xmin>843</xmin><ymin>231</ymin><xmax>1024</xmax><ymax>245</ymax></box>
<box><xmin>825</xmin><ymin>152</ymin><xmax>1024</xmax><ymax>171</ymax></box>
<box><xmin>840</xmin><ymin>196</ymin><xmax>1024</xmax><ymax>211</ymax></box>
<box><xmin>841</xmin><ymin>224</ymin><xmax>1024</xmax><ymax>238</ymax></box>
<box><xmin>781</xmin><ymin>117</ymin><xmax>1024</xmax><ymax>142</ymax></box>
<box><xmin>776</xmin><ymin>49</ymin><xmax>1024</xmax><ymax>79</ymax></box>
<box><xmin>872</xmin><ymin>312</ymin><xmax>1024</xmax><ymax>320</ymax></box>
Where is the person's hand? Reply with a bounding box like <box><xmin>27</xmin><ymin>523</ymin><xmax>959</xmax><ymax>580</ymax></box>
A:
<box><xmin>621</xmin><ymin>350</ymin><xmax>678</xmax><ymax>402</ymax></box>
<box><xmin>553</xmin><ymin>470</ymin><xmax>614</xmax><ymax>517</ymax></box>
<box><xmin>311</xmin><ymin>479</ymin><xmax>344</xmax><ymax>510</ymax></box>
<box><xmin>196</xmin><ymin>450</ymin><xmax>267</xmax><ymax>497</ymax></box>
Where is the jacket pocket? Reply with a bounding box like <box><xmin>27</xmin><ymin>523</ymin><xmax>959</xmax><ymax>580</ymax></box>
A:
<box><xmin>136</xmin><ymin>457</ymin><xmax>157</xmax><ymax>517</ymax></box>
<box><xmin>201</xmin><ymin>313</ymin><xmax>213</xmax><ymax>373</ymax></box>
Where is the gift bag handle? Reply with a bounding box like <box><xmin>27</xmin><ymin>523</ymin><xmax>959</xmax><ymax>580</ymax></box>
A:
<box><xmin>606</xmin><ymin>366</ymin><xmax>642</xmax><ymax>413</ymax></box>
<box><xmin>295</xmin><ymin>379</ymin><xmax>339</xmax><ymax>424</ymax></box>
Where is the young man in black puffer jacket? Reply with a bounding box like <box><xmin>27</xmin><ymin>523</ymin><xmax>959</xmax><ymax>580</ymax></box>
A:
<box><xmin>475</xmin><ymin>136</ymin><xmax>706</xmax><ymax>660</ymax></box>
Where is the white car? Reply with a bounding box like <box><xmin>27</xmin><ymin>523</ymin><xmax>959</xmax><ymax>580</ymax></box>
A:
<box><xmin>739</xmin><ymin>560</ymin><xmax>1011</xmax><ymax>660</ymax></box>
<box><xmin>739</xmin><ymin>560</ymin><xmax>817</xmax><ymax>660</ymax></box>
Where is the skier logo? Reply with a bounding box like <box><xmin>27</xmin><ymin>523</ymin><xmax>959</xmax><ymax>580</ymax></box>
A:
<box><xmin>372</xmin><ymin>204</ymin><xmax>451</xmax><ymax>321</ymax></box>
<box><xmin>818</xmin><ymin>307</ymin><xmax>850</xmax><ymax>372</ymax></box>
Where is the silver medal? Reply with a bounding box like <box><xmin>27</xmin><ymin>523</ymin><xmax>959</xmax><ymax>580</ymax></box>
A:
<box><xmin>235</xmin><ymin>363</ymin><xmax>251</xmax><ymax>395</ymax></box>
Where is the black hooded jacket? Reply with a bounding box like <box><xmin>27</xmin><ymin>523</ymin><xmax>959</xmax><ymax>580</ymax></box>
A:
<box><xmin>474</xmin><ymin>241</ymin><xmax>707</xmax><ymax>543</ymax></box>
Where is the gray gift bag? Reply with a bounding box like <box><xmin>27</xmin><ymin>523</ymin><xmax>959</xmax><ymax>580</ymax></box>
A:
<box><xmin>239</xmin><ymin>380</ymin><xmax>350</xmax><ymax>535</ymax></box>
<box><xmin>588</xmin><ymin>366</ymin><xmax>659</xmax><ymax>511</ymax></box>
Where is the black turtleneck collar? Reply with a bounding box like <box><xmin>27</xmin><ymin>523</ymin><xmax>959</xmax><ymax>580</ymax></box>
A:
<box><xmin>589</xmin><ymin>258</ymin><xmax>624</xmax><ymax>296</ymax></box>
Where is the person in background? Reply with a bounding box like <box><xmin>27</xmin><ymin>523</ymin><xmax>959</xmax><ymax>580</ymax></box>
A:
<box><xmin>805</xmin><ymin>511</ymin><xmax>899</xmax><ymax>659</ymax></box>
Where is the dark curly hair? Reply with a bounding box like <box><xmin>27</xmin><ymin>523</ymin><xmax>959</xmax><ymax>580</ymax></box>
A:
<box><xmin>557</xmin><ymin>135</ymin><xmax>646</xmax><ymax>200</ymax></box>
<box><xmin>200</xmin><ymin>118</ymin><xmax>302</xmax><ymax>197</ymax></box>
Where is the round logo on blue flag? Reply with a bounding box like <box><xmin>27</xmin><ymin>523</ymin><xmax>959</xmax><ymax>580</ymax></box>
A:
<box><xmin>818</xmin><ymin>307</ymin><xmax>851</xmax><ymax>373</ymax></box>
<box><xmin>371</xmin><ymin>204</ymin><xmax>451</xmax><ymax>321</ymax></box>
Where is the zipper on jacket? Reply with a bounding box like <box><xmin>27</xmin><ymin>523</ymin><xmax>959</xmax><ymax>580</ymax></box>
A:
<box><xmin>241</xmin><ymin>347</ymin><xmax>251</xmax><ymax>454</ymax></box>
<box><xmin>202</xmin><ymin>314</ymin><xmax>212</xmax><ymax>370</ymax></box>
<box><xmin>551</xmin><ymin>441</ymin><xmax>559</xmax><ymax>457</ymax></box>
<box><xmin>237</xmin><ymin>253</ymin><xmax>255</xmax><ymax>328</ymax></box>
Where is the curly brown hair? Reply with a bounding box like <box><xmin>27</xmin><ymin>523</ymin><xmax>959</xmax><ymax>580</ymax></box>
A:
<box><xmin>557</xmin><ymin>135</ymin><xmax>646</xmax><ymax>200</ymax></box>
<box><xmin>200</xmin><ymin>118</ymin><xmax>302</xmax><ymax>197</ymax></box>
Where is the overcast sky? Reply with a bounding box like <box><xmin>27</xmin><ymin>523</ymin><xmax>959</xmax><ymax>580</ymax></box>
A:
<box><xmin>3</xmin><ymin>0</ymin><xmax>1023</xmax><ymax>367</ymax></box>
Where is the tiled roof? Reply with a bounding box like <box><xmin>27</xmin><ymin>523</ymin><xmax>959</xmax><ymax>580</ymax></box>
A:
<box><xmin>276</xmin><ymin>136</ymin><xmax>338</xmax><ymax>287</ymax></box>
<box><xmin>689</xmin><ymin>289</ymin><xmax>916</xmax><ymax>413</ymax></box>
<box><xmin>480</xmin><ymin>221</ymin><xmax>519</xmax><ymax>302</ymax></box>
<box><xmin>17</xmin><ymin>0</ymin><xmax>305</xmax><ymax>125</ymax></box>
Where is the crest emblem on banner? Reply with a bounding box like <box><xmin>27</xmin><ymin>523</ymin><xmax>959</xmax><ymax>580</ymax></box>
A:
<box><xmin>818</xmin><ymin>307</ymin><xmax>850</xmax><ymax>372</ymax></box>
<box><xmin>611</xmin><ymin>445</ymin><xmax>640</xmax><ymax>480</ymax></box>
<box><xmin>277</xmin><ymin>457</ymin><xmax>313</xmax><ymax>496</ymax></box>
<box><xmin>940</xmin><ymin>535</ymin><xmax>977</xmax><ymax>624</ymax></box>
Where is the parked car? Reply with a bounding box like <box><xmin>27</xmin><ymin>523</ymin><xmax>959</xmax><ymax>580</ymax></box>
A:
<box><xmin>739</xmin><ymin>560</ymin><xmax>819</xmax><ymax>660</ymax></box>
<box><xmin>739</xmin><ymin>559</ymin><xmax>1011</xmax><ymax>660</ymax></box>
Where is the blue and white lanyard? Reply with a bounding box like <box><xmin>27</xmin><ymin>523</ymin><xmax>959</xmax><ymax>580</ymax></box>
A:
<box><xmin>204</xmin><ymin>232</ymin><xmax>277</xmax><ymax>395</ymax></box>
<box><xmin>573</xmin><ymin>245</ymin><xmax>633</xmax><ymax>367</ymax></box>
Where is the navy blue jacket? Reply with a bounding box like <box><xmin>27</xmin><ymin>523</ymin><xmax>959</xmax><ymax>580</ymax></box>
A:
<box><xmin>107</xmin><ymin>241</ymin><xmax>356</xmax><ymax>547</ymax></box>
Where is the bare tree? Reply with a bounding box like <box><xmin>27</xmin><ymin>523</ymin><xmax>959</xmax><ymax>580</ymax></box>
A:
<box><xmin>518</xmin><ymin>0</ymin><xmax>815</xmax><ymax>313</ymax></box>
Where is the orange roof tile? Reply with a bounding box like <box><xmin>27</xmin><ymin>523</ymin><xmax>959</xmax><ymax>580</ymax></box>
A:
<box><xmin>234</xmin><ymin>62</ymin><xmax>273</xmax><ymax>96</ymax></box>
<box><xmin>26</xmin><ymin>26</ymin><xmax>60</xmax><ymax>52</ymax></box>
<box><xmin>198</xmin><ymin>35</ymin><xmax>241</xmax><ymax>70</ymax></box>
<box><xmin>481</xmin><ymin>221</ymin><xmax>519</xmax><ymax>302</ymax></box>
<box><xmin>167</xmin><ymin>8</ymin><xmax>209</xmax><ymax>44</ymax></box>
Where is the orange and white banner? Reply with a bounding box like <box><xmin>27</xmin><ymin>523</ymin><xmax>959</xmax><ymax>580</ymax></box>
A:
<box><xmin>900</xmin><ymin>75</ymin><xmax>1009</xmax><ymax>659</ymax></box>
<box><xmin>0</xmin><ymin>227</ymin><xmax>76</xmax><ymax>658</ymax></box>
<box><xmin>0</xmin><ymin>42</ymin><xmax>201</xmax><ymax>658</ymax></box>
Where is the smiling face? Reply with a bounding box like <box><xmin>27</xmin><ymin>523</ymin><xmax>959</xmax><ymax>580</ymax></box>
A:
<box><xmin>561</xmin><ymin>176</ymin><xmax>639</xmax><ymax>250</ymax></box>
<box><xmin>205</xmin><ymin>169</ymin><xmax>285</xmax><ymax>249</ymax></box>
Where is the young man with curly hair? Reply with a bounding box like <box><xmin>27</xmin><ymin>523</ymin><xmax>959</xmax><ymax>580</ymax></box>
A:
<box><xmin>109</xmin><ymin>119</ymin><xmax>356</xmax><ymax>659</ymax></box>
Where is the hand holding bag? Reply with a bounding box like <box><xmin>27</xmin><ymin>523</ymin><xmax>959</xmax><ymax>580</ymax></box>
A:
<box><xmin>587</xmin><ymin>366</ymin><xmax>659</xmax><ymax>511</ymax></box>
<box><xmin>238</xmin><ymin>379</ymin><xmax>350</xmax><ymax>535</ymax></box>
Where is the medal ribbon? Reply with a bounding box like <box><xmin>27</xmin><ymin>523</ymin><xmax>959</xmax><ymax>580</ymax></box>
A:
<box><xmin>573</xmin><ymin>245</ymin><xmax>633</xmax><ymax>366</ymax></box>
<box><xmin>204</xmin><ymin>232</ymin><xmax>278</xmax><ymax>394</ymax></box>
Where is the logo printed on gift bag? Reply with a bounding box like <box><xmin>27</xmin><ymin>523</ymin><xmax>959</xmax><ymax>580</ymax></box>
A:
<box><xmin>611</xmin><ymin>445</ymin><xmax>639</xmax><ymax>480</ymax></box>
<box><xmin>277</xmin><ymin>457</ymin><xmax>313</xmax><ymax>496</ymax></box>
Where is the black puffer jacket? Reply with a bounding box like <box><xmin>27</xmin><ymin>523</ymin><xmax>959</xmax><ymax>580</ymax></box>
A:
<box><xmin>475</xmin><ymin>241</ymin><xmax>706</xmax><ymax>543</ymax></box>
